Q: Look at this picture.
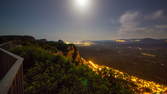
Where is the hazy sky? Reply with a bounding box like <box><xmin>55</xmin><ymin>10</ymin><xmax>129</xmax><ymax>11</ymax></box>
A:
<box><xmin>1</xmin><ymin>0</ymin><xmax>167</xmax><ymax>41</ymax></box>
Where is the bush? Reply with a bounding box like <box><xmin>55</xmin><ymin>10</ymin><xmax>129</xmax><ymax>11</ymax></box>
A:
<box><xmin>10</xmin><ymin>45</ymin><xmax>134</xmax><ymax>94</ymax></box>
<box><xmin>10</xmin><ymin>46</ymin><xmax>55</xmax><ymax>71</ymax></box>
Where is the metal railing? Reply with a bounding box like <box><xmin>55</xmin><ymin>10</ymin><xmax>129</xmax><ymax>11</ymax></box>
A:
<box><xmin>0</xmin><ymin>42</ymin><xmax>24</xmax><ymax>94</ymax></box>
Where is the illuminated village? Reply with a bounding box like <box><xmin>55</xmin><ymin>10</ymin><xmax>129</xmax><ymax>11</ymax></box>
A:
<box><xmin>65</xmin><ymin>41</ymin><xmax>94</xmax><ymax>46</ymax></box>
<box><xmin>81</xmin><ymin>59</ymin><xmax>167</xmax><ymax>93</ymax></box>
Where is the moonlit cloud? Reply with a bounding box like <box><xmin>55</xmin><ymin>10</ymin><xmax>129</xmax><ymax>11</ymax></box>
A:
<box><xmin>150</xmin><ymin>10</ymin><xmax>165</xmax><ymax>19</ymax></box>
<box><xmin>119</xmin><ymin>11</ymin><xmax>141</xmax><ymax>32</ymax></box>
<box><xmin>118</xmin><ymin>10</ymin><xmax>167</xmax><ymax>39</ymax></box>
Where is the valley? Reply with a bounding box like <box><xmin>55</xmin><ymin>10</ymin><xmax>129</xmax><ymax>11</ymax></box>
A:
<box><xmin>77</xmin><ymin>39</ymin><xmax>167</xmax><ymax>85</ymax></box>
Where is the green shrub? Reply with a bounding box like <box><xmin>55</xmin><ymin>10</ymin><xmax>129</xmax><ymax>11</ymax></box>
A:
<box><xmin>10</xmin><ymin>46</ymin><xmax>55</xmax><ymax>71</ymax></box>
<box><xmin>10</xmin><ymin>45</ymin><xmax>134</xmax><ymax>94</ymax></box>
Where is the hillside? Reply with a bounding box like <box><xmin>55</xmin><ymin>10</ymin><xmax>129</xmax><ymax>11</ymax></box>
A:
<box><xmin>0</xmin><ymin>36</ymin><xmax>167</xmax><ymax>94</ymax></box>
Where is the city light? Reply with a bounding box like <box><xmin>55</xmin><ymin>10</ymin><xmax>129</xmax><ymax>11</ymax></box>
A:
<box><xmin>85</xmin><ymin>60</ymin><xmax>167</xmax><ymax>93</ymax></box>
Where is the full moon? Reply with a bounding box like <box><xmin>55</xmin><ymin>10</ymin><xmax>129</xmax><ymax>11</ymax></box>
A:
<box><xmin>74</xmin><ymin>0</ymin><xmax>90</xmax><ymax>11</ymax></box>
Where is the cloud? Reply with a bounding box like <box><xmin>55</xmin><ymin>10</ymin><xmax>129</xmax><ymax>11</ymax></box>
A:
<box><xmin>118</xmin><ymin>10</ymin><xmax>167</xmax><ymax>38</ymax></box>
<box><xmin>119</xmin><ymin>11</ymin><xmax>141</xmax><ymax>33</ymax></box>
<box><xmin>119</xmin><ymin>11</ymin><xmax>140</xmax><ymax>26</ymax></box>
<box><xmin>149</xmin><ymin>10</ymin><xmax>165</xmax><ymax>20</ymax></box>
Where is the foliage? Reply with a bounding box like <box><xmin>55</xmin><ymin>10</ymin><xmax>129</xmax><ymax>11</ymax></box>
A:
<box><xmin>10</xmin><ymin>45</ymin><xmax>133</xmax><ymax>94</ymax></box>
<box><xmin>10</xmin><ymin>46</ymin><xmax>55</xmax><ymax>71</ymax></box>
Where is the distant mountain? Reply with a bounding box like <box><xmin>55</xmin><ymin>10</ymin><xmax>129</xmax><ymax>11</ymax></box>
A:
<box><xmin>81</xmin><ymin>38</ymin><xmax>167</xmax><ymax>43</ymax></box>
<box><xmin>77</xmin><ymin>38</ymin><xmax>167</xmax><ymax>48</ymax></box>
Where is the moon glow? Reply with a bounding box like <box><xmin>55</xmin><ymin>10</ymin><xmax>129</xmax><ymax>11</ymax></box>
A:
<box><xmin>74</xmin><ymin>0</ymin><xmax>90</xmax><ymax>11</ymax></box>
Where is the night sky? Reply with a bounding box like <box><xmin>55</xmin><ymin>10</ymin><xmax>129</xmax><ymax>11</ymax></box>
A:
<box><xmin>1</xmin><ymin>0</ymin><xmax>167</xmax><ymax>41</ymax></box>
